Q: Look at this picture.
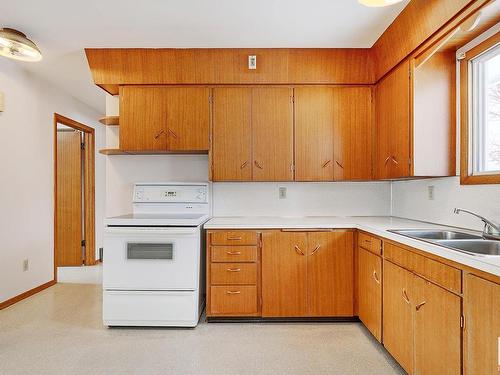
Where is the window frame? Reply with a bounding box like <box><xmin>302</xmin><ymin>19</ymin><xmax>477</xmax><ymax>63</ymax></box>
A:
<box><xmin>460</xmin><ymin>31</ymin><xmax>500</xmax><ymax>185</ymax></box>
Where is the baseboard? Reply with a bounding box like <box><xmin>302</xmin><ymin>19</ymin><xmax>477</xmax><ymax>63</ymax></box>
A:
<box><xmin>0</xmin><ymin>279</ymin><xmax>56</xmax><ymax>310</ymax></box>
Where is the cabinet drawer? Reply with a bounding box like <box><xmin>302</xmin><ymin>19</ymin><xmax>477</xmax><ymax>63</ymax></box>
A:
<box><xmin>384</xmin><ymin>243</ymin><xmax>461</xmax><ymax>293</ymax></box>
<box><xmin>211</xmin><ymin>246</ymin><xmax>257</xmax><ymax>263</ymax></box>
<box><xmin>211</xmin><ymin>263</ymin><xmax>257</xmax><ymax>285</ymax></box>
<box><xmin>210</xmin><ymin>231</ymin><xmax>258</xmax><ymax>246</ymax></box>
<box><xmin>210</xmin><ymin>286</ymin><xmax>258</xmax><ymax>315</ymax></box>
<box><xmin>358</xmin><ymin>232</ymin><xmax>382</xmax><ymax>255</ymax></box>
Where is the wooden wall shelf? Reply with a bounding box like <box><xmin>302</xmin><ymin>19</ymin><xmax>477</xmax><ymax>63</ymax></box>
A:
<box><xmin>99</xmin><ymin>148</ymin><xmax>129</xmax><ymax>155</ymax></box>
<box><xmin>98</xmin><ymin>116</ymin><xmax>119</xmax><ymax>126</ymax></box>
<box><xmin>99</xmin><ymin>149</ymin><xmax>208</xmax><ymax>155</ymax></box>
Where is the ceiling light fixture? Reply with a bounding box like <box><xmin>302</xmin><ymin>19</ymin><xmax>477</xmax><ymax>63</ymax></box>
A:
<box><xmin>0</xmin><ymin>28</ymin><xmax>42</xmax><ymax>62</ymax></box>
<box><xmin>358</xmin><ymin>0</ymin><xmax>405</xmax><ymax>7</ymax></box>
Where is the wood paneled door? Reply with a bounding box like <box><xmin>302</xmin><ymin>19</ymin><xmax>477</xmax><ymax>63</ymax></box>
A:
<box><xmin>54</xmin><ymin>114</ymin><xmax>96</xmax><ymax>272</ymax></box>
<box><xmin>212</xmin><ymin>87</ymin><xmax>294</xmax><ymax>181</ymax></box>
<box><xmin>56</xmin><ymin>130</ymin><xmax>83</xmax><ymax>266</ymax></box>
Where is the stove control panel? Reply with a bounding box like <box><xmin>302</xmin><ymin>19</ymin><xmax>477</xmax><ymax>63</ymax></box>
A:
<box><xmin>133</xmin><ymin>183</ymin><xmax>208</xmax><ymax>204</ymax></box>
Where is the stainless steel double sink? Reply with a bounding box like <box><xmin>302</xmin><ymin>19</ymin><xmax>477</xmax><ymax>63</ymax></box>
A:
<box><xmin>389</xmin><ymin>229</ymin><xmax>500</xmax><ymax>256</ymax></box>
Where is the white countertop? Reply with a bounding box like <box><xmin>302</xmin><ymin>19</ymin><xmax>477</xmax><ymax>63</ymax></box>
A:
<box><xmin>204</xmin><ymin>216</ymin><xmax>500</xmax><ymax>277</ymax></box>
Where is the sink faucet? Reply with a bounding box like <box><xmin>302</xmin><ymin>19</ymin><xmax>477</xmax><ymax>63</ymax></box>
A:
<box><xmin>454</xmin><ymin>208</ymin><xmax>500</xmax><ymax>240</ymax></box>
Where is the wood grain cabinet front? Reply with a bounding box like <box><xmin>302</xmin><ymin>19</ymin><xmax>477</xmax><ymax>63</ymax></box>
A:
<box><xmin>210</xmin><ymin>286</ymin><xmax>258</xmax><ymax>315</ymax></box>
<box><xmin>210</xmin><ymin>263</ymin><xmax>257</xmax><ymax>285</ymax></box>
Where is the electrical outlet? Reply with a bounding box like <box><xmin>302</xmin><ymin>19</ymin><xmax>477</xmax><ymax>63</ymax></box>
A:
<box><xmin>279</xmin><ymin>187</ymin><xmax>287</xmax><ymax>199</ymax></box>
<box><xmin>427</xmin><ymin>185</ymin><xmax>435</xmax><ymax>200</ymax></box>
<box><xmin>248</xmin><ymin>55</ymin><xmax>257</xmax><ymax>70</ymax></box>
<box><xmin>22</xmin><ymin>259</ymin><xmax>29</xmax><ymax>272</ymax></box>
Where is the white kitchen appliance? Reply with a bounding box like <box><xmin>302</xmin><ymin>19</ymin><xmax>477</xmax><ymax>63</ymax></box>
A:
<box><xmin>103</xmin><ymin>182</ymin><xmax>210</xmax><ymax>327</ymax></box>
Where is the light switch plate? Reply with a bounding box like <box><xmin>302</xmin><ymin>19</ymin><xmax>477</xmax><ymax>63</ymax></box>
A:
<box><xmin>427</xmin><ymin>185</ymin><xmax>435</xmax><ymax>200</ymax></box>
<box><xmin>279</xmin><ymin>187</ymin><xmax>287</xmax><ymax>199</ymax></box>
<box><xmin>0</xmin><ymin>91</ymin><xmax>4</xmax><ymax>112</ymax></box>
<box><xmin>248</xmin><ymin>55</ymin><xmax>257</xmax><ymax>70</ymax></box>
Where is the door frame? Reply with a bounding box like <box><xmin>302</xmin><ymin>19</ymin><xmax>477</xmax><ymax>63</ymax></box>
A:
<box><xmin>53</xmin><ymin>113</ymin><xmax>96</xmax><ymax>280</ymax></box>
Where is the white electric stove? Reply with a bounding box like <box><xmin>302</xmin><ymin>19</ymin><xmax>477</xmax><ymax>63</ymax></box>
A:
<box><xmin>103</xmin><ymin>182</ymin><xmax>210</xmax><ymax>327</ymax></box>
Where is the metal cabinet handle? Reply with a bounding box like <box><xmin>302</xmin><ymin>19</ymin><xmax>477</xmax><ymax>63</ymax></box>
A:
<box><xmin>391</xmin><ymin>156</ymin><xmax>399</xmax><ymax>165</ymax></box>
<box><xmin>226</xmin><ymin>251</ymin><xmax>242</xmax><ymax>255</ymax></box>
<box><xmin>335</xmin><ymin>160</ymin><xmax>344</xmax><ymax>169</ymax></box>
<box><xmin>167</xmin><ymin>128</ymin><xmax>178</xmax><ymax>138</ymax></box>
<box><xmin>322</xmin><ymin>160</ymin><xmax>332</xmax><ymax>168</ymax></box>
<box><xmin>372</xmin><ymin>270</ymin><xmax>380</xmax><ymax>284</ymax></box>
<box><xmin>227</xmin><ymin>236</ymin><xmax>242</xmax><ymax>241</ymax></box>
<box><xmin>254</xmin><ymin>160</ymin><xmax>263</xmax><ymax>169</ymax></box>
<box><xmin>384</xmin><ymin>156</ymin><xmax>391</xmax><ymax>165</ymax></box>
<box><xmin>240</xmin><ymin>161</ymin><xmax>248</xmax><ymax>169</ymax></box>
<box><xmin>226</xmin><ymin>290</ymin><xmax>241</xmax><ymax>295</ymax></box>
<box><xmin>311</xmin><ymin>244</ymin><xmax>321</xmax><ymax>255</ymax></box>
<box><xmin>415</xmin><ymin>301</ymin><xmax>426</xmax><ymax>311</ymax></box>
<box><xmin>227</xmin><ymin>268</ymin><xmax>241</xmax><ymax>272</ymax></box>
<box><xmin>364</xmin><ymin>239</ymin><xmax>372</xmax><ymax>244</ymax></box>
<box><xmin>294</xmin><ymin>245</ymin><xmax>305</xmax><ymax>256</ymax></box>
<box><xmin>154</xmin><ymin>129</ymin><xmax>165</xmax><ymax>139</ymax></box>
<box><xmin>402</xmin><ymin>289</ymin><xmax>410</xmax><ymax>304</ymax></box>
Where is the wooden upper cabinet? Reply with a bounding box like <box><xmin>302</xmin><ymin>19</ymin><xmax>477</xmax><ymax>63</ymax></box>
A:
<box><xmin>357</xmin><ymin>247</ymin><xmax>382</xmax><ymax>342</ymax></box>
<box><xmin>120</xmin><ymin>86</ymin><xmax>168</xmax><ymax>151</ymax></box>
<box><xmin>119</xmin><ymin>86</ymin><xmax>210</xmax><ymax>152</ymax></box>
<box><xmin>307</xmin><ymin>231</ymin><xmax>354</xmax><ymax>316</ymax></box>
<box><xmin>294</xmin><ymin>87</ymin><xmax>335</xmax><ymax>181</ymax></box>
<box><xmin>165</xmin><ymin>87</ymin><xmax>210</xmax><ymax>151</ymax></box>
<box><xmin>414</xmin><ymin>275</ymin><xmax>461</xmax><ymax>375</ymax></box>
<box><xmin>212</xmin><ymin>87</ymin><xmax>252</xmax><ymax>181</ymax></box>
<box><xmin>465</xmin><ymin>274</ymin><xmax>500</xmax><ymax>375</ymax></box>
<box><xmin>252</xmin><ymin>88</ymin><xmax>294</xmax><ymax>181</ymax></box>
<box><xmin>383</xmin><ymin>260</ymin><xmax>414</xmax><ymax>374</ymax></box>
<box><xmin>333</xmin><ymin>87</ymin><xmax>373</xmax><ymax>180</ymax></box>
<box><xmin>375</xmin><ymin>61</ymin><xmax>411</xmax><ymax>179</ymax></box>
<box><xmin>261</xmin><ymin>231</ymin><xmax>308</xmax><ymax>317</ymax></box>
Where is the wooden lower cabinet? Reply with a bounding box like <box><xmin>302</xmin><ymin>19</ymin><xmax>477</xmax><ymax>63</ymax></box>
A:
<box><xmin>383</xmin><ymin>260</ymin><xmax>415</xmax><ymax>374</ymax></box>
<box><xmin>464</xmin><ymin>274</ymin><xmax>500</xmax><ymax>375</ymax></box>
<box><xmin>357</xmin><ymin>247</ymin><xmax>382</xmax><ymax>342</ymax></box>
<box><xmin>261</xmin><ymin>230</ymin><xmax>354</xmax><ymax>317</ymax></box>
<box><xmin>383</xmin><ymin>259</ymin><xmax>461</xmax><ymax>375</ymax></box>
<box><xmin>210</xmin><ymin>286</ymin><xmax>258</xmax><ymax>315</ymax></box>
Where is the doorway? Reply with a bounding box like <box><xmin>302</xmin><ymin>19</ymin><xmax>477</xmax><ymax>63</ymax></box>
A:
<box><xmin>54</xmin><ymin>114</ymin><xmax>95</xmax><ymax>279</ymax></box>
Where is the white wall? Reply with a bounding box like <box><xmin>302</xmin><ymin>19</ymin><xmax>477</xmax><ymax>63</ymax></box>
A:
<box><xmin>0</xmin><ymin>59</ymin><xmax>105</xmax><ymax>303</ymax></box>
<box><xmin>213</xmin><ymin>182</ymin><xmax>391</xmax><ymax>217</ymax></box>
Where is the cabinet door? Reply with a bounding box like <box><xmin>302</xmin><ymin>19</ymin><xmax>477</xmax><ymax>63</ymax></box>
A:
<box><xmin>294</xmin><ymin>87</ymin><xmax>335</xmax><ymax>181</ymax></box>
<box><xmin>212</xmin><ymin>88</ymin><xmax>252</xmax><ymax>181</ymax></box>
<box><xmin>375</xmin><ymin>61</ymin><xmax>410</xmax><ymax>179</ymax></box>
<box><xmin>119</xmin><ymin>86</ymin><xmax>168</xmax><ymax>151</ymax></box>
<box><xmin>165</xmin><ymin>87</ymin><xmax>210</xmax><ymax>151</ymax></box>
<box><xmin>383</xmin><ymin>260</ymin><xmax>414</xmax><ymax>374</ymax></box>
<box><xmin>333</xmin><ymin>87</ymin><xmax>373</xmax><ymax>180</ymax></box>
<box><xmin>307</xmin><ymin>231</ymin><xmax>354</xmax><ymax>316</ymax></box>
<box><xmin>252</xmin><ymin>88</ymin><xmax>294</xmax><ymax>181</ymax></box>
<box><xmin>357</xmin><ymin>247</ymin><xmax>382</xmax><ymax>342</ymax></box>
<box><xmin>262</xmin><ymin>231</ymin><xmax>308</xmax><ymax>317</ymax></box>
<box><xmin>414</xmin><ymin>275</ymin><xmax>461</xmax><ymax>375</ymax></box>
<box><xmin>465</xmin><ymin>274</ymin><xmax>500</xmax><ymax>375</ymax></box>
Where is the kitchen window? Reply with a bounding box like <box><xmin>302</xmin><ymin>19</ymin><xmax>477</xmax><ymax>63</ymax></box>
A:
<box><xmin>461</xmin><ymin>31</ymin><xmax>500</xmax><ymax>184</ymax></box>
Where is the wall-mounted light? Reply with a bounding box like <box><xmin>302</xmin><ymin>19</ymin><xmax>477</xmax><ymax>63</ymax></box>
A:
<box><xmin>0</xmin><ymin>28</ymin><xmax>42</xmax><ymax>62</ymax></box>
<box><xmin>358</xmin><ymin>0</ymin><xmax>404</xmax><ymax>7</ymax></box>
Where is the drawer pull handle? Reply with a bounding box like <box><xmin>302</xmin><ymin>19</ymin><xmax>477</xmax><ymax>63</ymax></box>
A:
<box><xmin>384</xmin><ymin>156</ymin><xmax>391</xmax><ymax>165</ymax></box>
<box><xmin>372</xmin><ymin>270</ymin><xmax>380</xmax><ymax>284</ymax></box>
<box><xmin>240</xmin><ymin>160</ymin><xmax>248</xmax><ymax>169</ymax></box>
<box><xmin>227</xmin><ymin>236</ymin><xmax>242</xmax><ymax>241</ymax></box>
<box><xmin>226</xmin><ymin>251</ymin><xmax>242</xmax><ymax>255</ymax></box>
<box><xmin>402</xmin><ymin>289</ymin><xmax>410</xmax><ymax>304</ymax></box>
<box><xmin>227</xmin><ymin>268</ymin><xmax>241</xmax><ymax>272</ymax></box>
<box><xmin>322</xmin><ymin>159</ymin><xmax>332</xmax><ymax>168</ymax></box>
<box><xmin>154</xmin><ymin>129</ymin><xmax>165</xmax><ymax>139</ymax></box>
<box><xmin>364</xmin><ymin>239</ymin><xmax>372</xmax><ymax>244</ymax></box>
<box><xmin>294</xmin><ymin>245</ymin><xmax>305</xmax><ymax>256</ymax></box>
<box><xmin>311</xmin><ymin>244</ymin><xmax>321</xmax><ymax>255</ymax></box>
<box><xmin>335</xmin><ymin>160</ymin><xmax>344</xmax><ymax>169</ymax></box>
<box><xmin>226</xmin><ymin>290</ymin><xmax>241</xmax><ymax>295</ymax></box>
<box><xmin>254</xmin><ymin>160</ymin><xmax>264</xmax><ymax>169</ymax></box>
<box><xmin>415</xmin><ymin>301</ymin><xmax>426</xmax><ymax>311</ymax></box>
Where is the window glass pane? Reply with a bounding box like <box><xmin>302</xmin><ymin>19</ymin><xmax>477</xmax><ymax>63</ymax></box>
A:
<box><xmin>471</xmin><ymin>44</ymin><xmax>500</xmax><ymax>174</ymax></box>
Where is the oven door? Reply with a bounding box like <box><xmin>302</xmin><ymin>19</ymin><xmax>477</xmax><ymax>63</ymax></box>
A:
<box><xmin>103</xmin><ymin>226</ymin><xmax>200</xmax><ymax>290</ymax></box>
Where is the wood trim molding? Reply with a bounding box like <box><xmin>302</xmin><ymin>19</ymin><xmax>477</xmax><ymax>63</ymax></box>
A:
<box><xmin>0</xmin><ymin>279</ymin><xmax>56</xmax><ymax>310</ymax></box>
<box><xmin>460</xmin><ymin>31</ymin><xmax>500</xmax><ymax>185</ymax></box>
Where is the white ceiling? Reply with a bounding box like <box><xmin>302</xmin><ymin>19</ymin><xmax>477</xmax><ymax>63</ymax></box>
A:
<box><xmin>0</xmin><ymin>0</ymin><xmax>409</xmax><ymax>114</ymax></box>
